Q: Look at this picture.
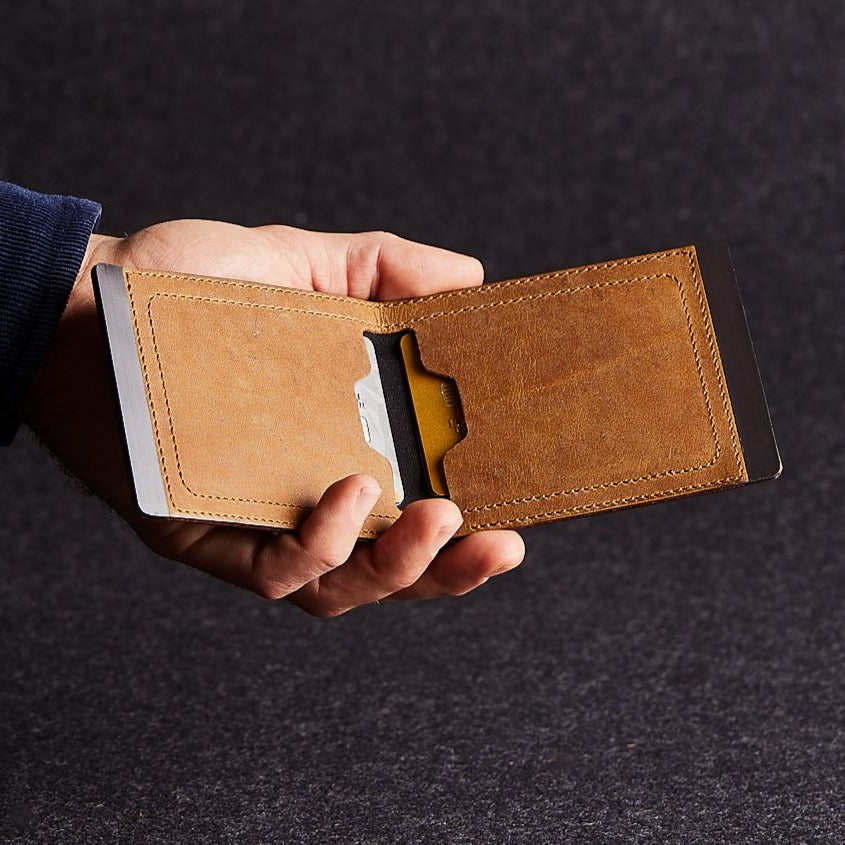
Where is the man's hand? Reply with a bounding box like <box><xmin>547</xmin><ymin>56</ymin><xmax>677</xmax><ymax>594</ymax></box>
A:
<box><xmin>24</xmin><ymin>221</ymin><xmax>525</xmax><ymax>615</ymax></box>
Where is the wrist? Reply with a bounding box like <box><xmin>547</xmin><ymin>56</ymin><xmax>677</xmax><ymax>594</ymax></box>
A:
<box><xmin>66</xmin><ymin>233</ymin><xmax>121</xmax><ymax>316</ymax></box>
<box><xmin>22</xmin><ymin>228</ymin><xmax>140</xmax><ymax>517</ymax></box>
<box><xmin>0</xmin><ymin>187</ymin><xmax>103</xmax><ymax>445</ymax></box>
<box><xmin>24</xmin><ymin>233</ymin><xmax>122</xmax><ymax>427</ymax></box>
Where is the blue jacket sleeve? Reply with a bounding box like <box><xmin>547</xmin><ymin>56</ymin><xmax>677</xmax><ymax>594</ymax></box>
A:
<box><xmin>0</xmin><ymin>182</ymin><xmax>101</xmax><ymax>445</ymax></box>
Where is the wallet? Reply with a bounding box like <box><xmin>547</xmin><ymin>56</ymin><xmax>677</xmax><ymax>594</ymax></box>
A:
<box><xmin>93</xmin><ymin>243</ymin><xmax>780</xmax><ymax>538</ymax></box>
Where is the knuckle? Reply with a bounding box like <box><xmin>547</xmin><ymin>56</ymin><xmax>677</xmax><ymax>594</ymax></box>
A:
<box><xmin>366</xmin><ymin>229</ymin><xmax>394</xmax><ymax>241</ymax></box>
<box><xmin>302</xmin><ymin>598</ymin><xmax>348</xmax><ymax>619</ymax></box>
<box><xmin>368</xmin><ymin>548</ymin><xmax>423</xmax><ymax>594</ymax></box>
<box><xmin>314</xmin><ymin>545</ymin><xmax>349</xmax><ymax>573</ymax></box>
<box><xmin>249</xmin><ymin>541</ymin><xmax>300</xmax><ymax>600</ymax></box>
<box><xmin>301</xmin><ymin>517</ymin><xmax>356</xmax><ymax>573</ymax></box>
<box><xmin>315</xmin><ymin>604</ymin><xmax>348</xmax><ymax>619</ymax></box>
<box><xmin>391</xmin><ymin>568</ymin><xmax>421</xmax><ymax>592</ymax></box>
<box><xmin>382</xmin><ymin>566</ymin><xmax>422</xmax><ymax>595</ymax></box>
<box><xmin>252</xmin><ymin>578</ymin><xmax>289</xmax><ymax>601</ymax></box>
<box><xmin>345</xmin><ymin>235</ymin><xmax>388</xmax><ymax>294</ymax></box>
<box><xmin>452</xmin><ymin>580</ymin><xmax>482</xmax><ymax>597</ymax></box>
<box><xmin>359</xmin><ymin>237</ymin><xmax>384</xmax><ymax>265</ymax></box>
<box><xmin>291</xmin><ymin>583</ymin><xmax>349</xmax><ymax>619</ymax></box>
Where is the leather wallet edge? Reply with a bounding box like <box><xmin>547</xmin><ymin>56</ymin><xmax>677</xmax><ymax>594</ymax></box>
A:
<box><xmin>694</xmin><ymin>243</ymin><xmax>782</xmax><ymax>483</ymax></box>
<box><xmin>92</xmin><ymin>263</ymin><xmax>170</xmax><ymax>517</ymax></box>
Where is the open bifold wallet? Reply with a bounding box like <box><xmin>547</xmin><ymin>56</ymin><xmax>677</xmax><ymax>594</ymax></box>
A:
<box><xmin>94</xmin><ymin>243</ymin><xmax>780</xmax><ymax>538</ymax></box>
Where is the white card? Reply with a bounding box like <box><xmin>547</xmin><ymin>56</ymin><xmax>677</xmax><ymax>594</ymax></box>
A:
<box><xmin>354</xmin><ymin>337</ymin><xmax>405</xmax><ymax>504</ymax></box>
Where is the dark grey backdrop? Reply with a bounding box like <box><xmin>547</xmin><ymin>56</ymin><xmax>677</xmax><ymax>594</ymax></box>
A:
<box><xmin>1</xmin><ymin>2</ymin><xmax>843</xmax><ymax>843</ymax></box>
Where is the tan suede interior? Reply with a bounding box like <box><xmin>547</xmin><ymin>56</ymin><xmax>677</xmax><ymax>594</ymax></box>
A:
<box><xmin>121</xmin><ymin>245</ymin><xmax>746</xmax><ymax>537</ymax></box>
<box><xmin>124</xmin><ymin>273</ymin><xmax>401</xmax><ymax>536</ymax></box>
<box><xmin>397</xmin><ymin>247</ymin><xmax>746</xmax><ymax>529</ymax></box>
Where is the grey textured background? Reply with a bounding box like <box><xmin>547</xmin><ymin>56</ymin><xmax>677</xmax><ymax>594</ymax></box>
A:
<box><xmin>1</xmin><ymin>1</ymin><xmax>843</xmax><ymax>843</ymax></box>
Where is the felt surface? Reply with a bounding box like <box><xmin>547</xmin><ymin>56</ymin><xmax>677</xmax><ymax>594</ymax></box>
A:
<box><xmin>1</xmin><ymin>1</ymin><xmax>843</xmax><ymax>842</ymax></box>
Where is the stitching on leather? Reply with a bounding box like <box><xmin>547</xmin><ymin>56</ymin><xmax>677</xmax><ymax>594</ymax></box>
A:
<box><xmin>135</xmin><ymin>268</ymin><xmax>723</xmax><ymax>520</ymax></box>
<box><xmin>128</xmin><ymin>283</ymin><xmax>395</xmax><ymax>519</ymax></box>
<box><xmin>376</xmin><ymin>273</ymin><xmax>684</xmax><ymax>328</ymax></box>
<box><xmin>378</xmin><ymin>247</ymin><xmax>694</xmax><ymax>314</ymax></box>
<box><xmin>686</xmin><ymin>249</ymin><xmax>743</xmax><ymax>478</ymax></box>
<box><xmin>128</xmin><ymin>269</ymin><xmax>381</xmax><ymax>312</ymax></box>
<box><xmin>458</xmin><ymin>252</ymin><xmax>745</xmax><ymax>514</ymax></box>
<box><xmin>127</xmin><ymin>247</ymin><xmax>741</xmax><ymax>527</ymax></box>
<box><xmin>153</xmin><ymin>295</ymin><xmax>375</xmax><ymax>326</ymax></box>
<box><xmin>142</xmin><ymin>276</ymin><xmax>721</xmax><ymax>515</ymax></box>
<box><xmin>128</xmin><ymin>250</ymin><xmax>688</xmax><ymax>312</ymax></box>
<box><xmin>406</xmin><ymin>269</ymin><xmax>726</xmax><ymax>512</ymax></box>
<box><xmin>162</xmin><ymin>505</ymin><xmax>384</xmax><ymax>538</ymax></box>
<box><xmin>468</xmin><ymin>476</ymin><xmax>742</xmax><ymax>529</ymax></box>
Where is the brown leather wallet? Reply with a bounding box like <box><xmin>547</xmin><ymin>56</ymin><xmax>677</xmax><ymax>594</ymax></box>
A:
<box><xmin>94</xmin><ymin>243</ymin><xmax>780</xmax><ymax>538</ymax></box>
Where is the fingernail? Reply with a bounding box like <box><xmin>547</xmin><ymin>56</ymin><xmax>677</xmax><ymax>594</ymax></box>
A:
<box><xmin>355</xmin><ymin>484</ymin><xmax>382</xmax><ymax>520</ymax></box>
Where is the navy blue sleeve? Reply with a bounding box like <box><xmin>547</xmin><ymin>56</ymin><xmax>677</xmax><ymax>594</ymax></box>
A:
<box><xmin>0</xmin><ymin>182</ymin><xmax>101</xmax><ymax>445</ymax></box>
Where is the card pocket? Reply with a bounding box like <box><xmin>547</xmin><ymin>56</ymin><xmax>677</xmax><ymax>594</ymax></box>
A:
<box><xmin>401</xmin><ymin>255</ymin><xmax>745</xmax><ymax>529</ymax></box>
<box><xmin>123</xmin><ymin>270</ymin><xmax>402</xmax><ymax>534</ymax></box>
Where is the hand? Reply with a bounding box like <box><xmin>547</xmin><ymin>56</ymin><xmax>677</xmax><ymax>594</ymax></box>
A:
<box><xmin>25</xmin><ymin>221</ymin><xmax>525</xmax><ymax>615</ymax></box>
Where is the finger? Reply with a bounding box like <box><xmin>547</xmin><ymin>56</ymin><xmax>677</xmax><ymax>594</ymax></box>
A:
<box><xmin>387</xmin><ymin>530</ymin><xmax>526</xmax><ymax>601</ymax></box>
<box><xmin>166</xmin><ymin>474</ymin><xmax>382</xmax><ymax>600</ymax></box>
<box><xmin>248</xmin><ymin>474</ymin><xmax>382</xmax><ymax>599</ymax></box>
<box><xmin>256</xmin><ymin>226</ymin><xmax>484</xmax><ymax>300</ymax></box>
<box><xmin>346</xmin><ymin>231</ymin><xmax>485</xmax><ymax>300</ymax></box>
<box><xmin>290</xmin><ymin>497</ymin><xmax>464</xmax><ymax>616</ymax></box>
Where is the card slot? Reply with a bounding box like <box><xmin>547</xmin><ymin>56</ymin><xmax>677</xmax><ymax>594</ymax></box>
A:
<box><xmin>364</xmin><ymin>331</ymin><xmax>430</xmax><ymax>506</ymax></box>
<box><xmin>398</xmin><ymin>331</ymin><xmax>467</xmax><ymax>498</ymax></box>
<box><xmin>407</xmin><ymin>263</ymin><xmax>745</xmax><ymax>529</ymax></box>
<box><xmin>125</xmin><ymin>274</ymin><xmax>402</xmax><ymax>532</ymax></box>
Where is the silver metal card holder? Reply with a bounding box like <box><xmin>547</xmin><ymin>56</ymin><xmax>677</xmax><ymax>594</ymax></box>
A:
<box><xmin>93</xmin><ymin>263</ymin><xmax>170</xmax><ymax>517</ymax></box>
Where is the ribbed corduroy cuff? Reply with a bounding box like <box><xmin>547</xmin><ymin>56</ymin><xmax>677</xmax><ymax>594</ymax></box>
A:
<box><xmin>0</xmin><ymin>182</ymin><xmax>102</xmax><ymax>445</ymax></box>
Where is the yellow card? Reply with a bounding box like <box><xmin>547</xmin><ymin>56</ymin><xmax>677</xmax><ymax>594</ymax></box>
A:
<box><xmin>399</xmin><ymin>332</ymin><xmax>467</xmax><ymax>496</ymax></box>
